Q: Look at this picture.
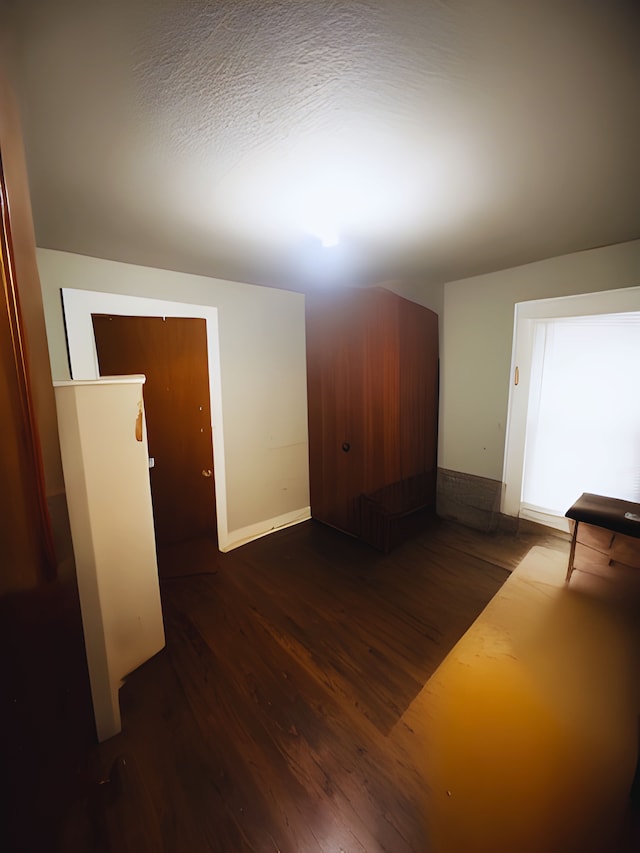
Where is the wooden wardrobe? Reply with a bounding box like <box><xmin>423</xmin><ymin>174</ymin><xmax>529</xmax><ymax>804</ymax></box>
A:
<box><xmin>305</xmin><ymin>287</ymin><xmax>439</xmax><ymax>551</ymax></box>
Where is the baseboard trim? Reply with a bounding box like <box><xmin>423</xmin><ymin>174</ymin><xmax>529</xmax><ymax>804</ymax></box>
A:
<box><xmin>496</xmin><ymin>512</ymin><xmax>571</xmax><ymax>541</ymax></box>
<box><xmin>436</xmin><ymin>469</ymin><xmax>572</xmax><ymax>540</ymax></box>
<box><xmin>220</xmin><ymin>507</ymin><xmax>312</xmax><ymax>552</ymax></box>
<box><xmin>436</xmin><ymin>468</ymin><xmax>502</xmax><ymax>532</ymax></box>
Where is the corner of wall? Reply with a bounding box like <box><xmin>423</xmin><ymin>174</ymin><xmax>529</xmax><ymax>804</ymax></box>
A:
<box><xmin>436</xmin><ymin>468</ymin><xmax>503</xmax><ymax>533</ymax></box>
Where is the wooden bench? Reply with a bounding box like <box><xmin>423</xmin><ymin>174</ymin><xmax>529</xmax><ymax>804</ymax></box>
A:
<box><xmin>565</xmin><ymin>493</ymin><xmax>640</xmax><ymax>583</ymax></box>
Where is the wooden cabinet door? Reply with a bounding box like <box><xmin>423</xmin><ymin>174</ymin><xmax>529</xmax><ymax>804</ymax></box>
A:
<box><xmin>92</xmin><ymin>314</ymin><xmax>216</xmax><ymax>546</ymax></box>
<box><xmin>306</xmin><ymin>290</ymin><xmax>365</xmax><ymax>535</ymax></box>
<box><xmin>398</xmin><ymin>297</ymin><xmax>439</xmax><ymax>480</ymax></box>
<box><xmin>362</xmin><ymin>289</ymin><xmax>402</xmax><ymax>493</ymax></box>
<box><xmin>306</xmin><ymin>287</ymin><xmax>439</xmax><ymax>539</ymax></box>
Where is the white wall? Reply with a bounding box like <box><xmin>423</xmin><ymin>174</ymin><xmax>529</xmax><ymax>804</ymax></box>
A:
<box><xmin>440</xmin><ymin>239</ymin><xmax>640</xmax><ymax>482</ymax></box>
<box><xmin>37</xmin><ymin>249</ymin><xmax>310</xmax><ymax>546</ymax></box>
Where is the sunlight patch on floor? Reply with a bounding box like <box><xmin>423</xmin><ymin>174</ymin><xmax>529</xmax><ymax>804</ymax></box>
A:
<box><xmin>393</xmin><ymin>546</ymin><xmax>640</xmax><ymax>853</ymax></box>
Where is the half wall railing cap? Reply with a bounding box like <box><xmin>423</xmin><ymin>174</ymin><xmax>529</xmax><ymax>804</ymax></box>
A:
<box><xmin>53</xmin><ymin>375</ymin><xmax>147</xmax><ymax>388</ymax></box>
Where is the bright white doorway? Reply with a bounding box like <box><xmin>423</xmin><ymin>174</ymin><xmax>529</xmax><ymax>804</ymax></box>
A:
<box><xmin>502</xmin><ymin>286</ymin><xmax>640</xmax><ymax>531</ymax></box>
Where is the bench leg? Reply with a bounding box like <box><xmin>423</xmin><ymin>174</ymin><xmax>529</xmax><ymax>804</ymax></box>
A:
<box><xmin>566</xmin><ymin>521</ymin><xmax>578</xmax><ymax>583</ymax></box>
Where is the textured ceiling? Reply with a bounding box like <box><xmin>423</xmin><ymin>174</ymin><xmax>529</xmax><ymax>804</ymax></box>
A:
<box><xmin>3</xmin><ymin>0</ymin><xmax>640</xmax><ymax>290</ymax></box>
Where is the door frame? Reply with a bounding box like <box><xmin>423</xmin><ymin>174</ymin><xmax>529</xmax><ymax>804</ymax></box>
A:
<box><xmin>501</xmin><ymin>284</ymin><xmax>640</xmax><ymax>529</ymax></box>
<box><xmin>61</xmin><ymin>288</ymin><xmax>230</xmax><ymax>550</ymax></box>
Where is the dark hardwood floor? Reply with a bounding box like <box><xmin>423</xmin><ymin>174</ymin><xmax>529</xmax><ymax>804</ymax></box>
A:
<box><xmin>60</xmin><ymin>518</ymin><xmax>567</xmax><ymax>852</ymax></box>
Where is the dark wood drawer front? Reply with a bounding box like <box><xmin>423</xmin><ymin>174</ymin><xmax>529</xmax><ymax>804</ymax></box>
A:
<box><xmin>573</xmin><ymin>542</ymin><xmax>611</xmax><ymax>573</ymax></box>
<box><xmin>576</xmin><ymin>522</ymin><xmax>615</xmax><ymax>553</ymax></box>
<box><xmin>611</xmin><ymin>534</ymin><xmax>640</xmax><ymax>569</ymax></box>
<box><xmin>574</xmin><ymin>524</ymin><xmax>640</xmax><ymax>572</ymax></box>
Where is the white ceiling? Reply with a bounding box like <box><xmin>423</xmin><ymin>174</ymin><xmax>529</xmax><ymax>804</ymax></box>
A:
<box><xmin>3</xmin><ymin>0</ymin><xmax>640</xmax><ymax>291</ymax></box>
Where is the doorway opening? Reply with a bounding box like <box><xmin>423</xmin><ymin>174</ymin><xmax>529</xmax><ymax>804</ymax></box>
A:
<box><xmin>521</xmin><ymin>313</ymin><xmax>640</xmax><ymax>519</ymax></box>
<box><xmin>61</xmin><ymin>289</ymin><xmax>230</xmax><ymax>553</ymax></box>
<box><xmin>502</xmin><ymin>285</ymin><xmax>640</xmax><ymax>531</ymax></box>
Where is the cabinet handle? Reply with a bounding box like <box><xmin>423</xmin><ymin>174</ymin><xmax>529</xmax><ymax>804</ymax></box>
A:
<box><xmin>342</xmin><ymin>442</ymin><xmax>351</xmax><ymax>453</ymax></box>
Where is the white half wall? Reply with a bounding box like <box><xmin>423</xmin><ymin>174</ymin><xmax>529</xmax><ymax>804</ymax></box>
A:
<box><xmin>439</xmin><ymin>239</ymin><xmax>640</xmax><ymax>482</ymax></box>
<box><xmin>37</xmin><ymin>249</ymin><xmax>311</xmax><ymax>549</ymax></box>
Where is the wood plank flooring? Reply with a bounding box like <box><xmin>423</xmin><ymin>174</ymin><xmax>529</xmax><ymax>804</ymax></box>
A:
<box><xmin>61</xmin><ymin>518</ymin><xmax>567</xmax><ymax>852</ymax></box>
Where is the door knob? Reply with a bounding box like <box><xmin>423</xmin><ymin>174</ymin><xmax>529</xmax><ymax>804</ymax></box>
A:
<box><xmin>202</xmin><ymin>469</ymin><xmax>213</xmax><ymax>478</ymax></box>
<box><xmin>342</xmin><ymin>442</ymin><xmax>351</xmax><ymax>453</ymax></box>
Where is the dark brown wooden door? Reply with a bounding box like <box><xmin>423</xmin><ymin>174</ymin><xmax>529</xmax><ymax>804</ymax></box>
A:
<box><xmin>1</xmin><ymin>277</ymin><xmax>47</xmax><ymax>588</ymax></box>
<box><xmin>92</xmin><ymin>315</ymin><xmax>216</xmax><ymax>546</ymax></box>
<box><xmin>0</xmin><ymin>182</ymin><xmax>54</xmax><ymax>591</ymax></box>
<box><xmin>1</xmin><ymin>132</ymin><xmax>96</xmax><ymax>853</ymax></box>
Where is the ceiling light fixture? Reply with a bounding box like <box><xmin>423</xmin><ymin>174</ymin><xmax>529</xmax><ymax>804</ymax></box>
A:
<box><xmin>319</xmin><ymin>228</ymin><xmax>340</xmax><ymax>248</ymax></box>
